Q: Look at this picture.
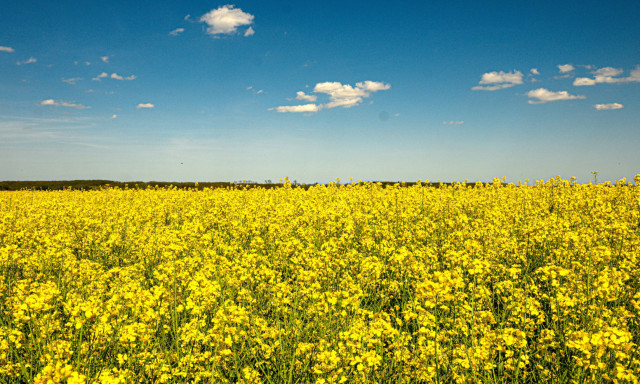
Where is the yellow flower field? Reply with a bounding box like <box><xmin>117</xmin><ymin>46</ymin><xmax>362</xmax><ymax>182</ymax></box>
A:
<box><xmin>1</xmin><ymin>177</ymin><xmax>639</xmax><ymax>383</ymax></box>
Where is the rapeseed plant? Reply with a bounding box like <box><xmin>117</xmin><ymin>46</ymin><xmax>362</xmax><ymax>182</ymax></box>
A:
<box><xmin>0</xmin><ymin>177</ymin><xmax>639</xmax><ymax>383</ymax></box>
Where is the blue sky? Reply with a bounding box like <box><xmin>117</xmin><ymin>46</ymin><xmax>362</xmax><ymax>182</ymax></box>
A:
<box><xmin>1</xmin><ymin>1</ymin><xmax>639</xmax><ymax>183</ymax></box>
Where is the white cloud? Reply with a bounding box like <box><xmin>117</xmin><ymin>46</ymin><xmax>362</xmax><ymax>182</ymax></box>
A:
<box><xmin>136</xmin><ymin>103</ymin><xmax>155</xmax><ymax>109</ymax></box>
<box><xmin>315</xmin><ymin>81</ymin><xmax>390</xmax><ymax>108</ymax></box>
<box><xmin>530</xmin><ymin>68</ymin><xmax>540</xmax><ymax>75</ymax></box>
<box><xmin>108</xmin><ymin>73</ymin><xmax>136</xmax><ymax>81</ymax></box>
<box><xmin>443</xmin><ymin>121</ymin><xmax>464</xmax><ymax>125</ymax></box>
<box><xmin>526</xmin><ymin>88</ymin><xmax>585</xmax><ymax>104</ymax></box>
<box><xmin>472</xmin><ymin>70</ymin><xmax>523</xmax><ymax>91</ymax></box>
<box><xmin>244</xmin><ymin>26</ymin><xmax>255</xmax><ymax>37</ymax></box>
<box><xmin>573</xmin><ymin>77</ymin><xmax>596</xmax><ymax>86</ymax></box>
<box><xmin>200</xmin><ymin>5</ymin><xmax>255</xmax><ymax>36</ymax></box>
<box><xmin>594</xmin><ymin>103</ymin><xmax>623</xmax><ymax>110</ymax></box>
<box><xmin>92</xmin><ymin>72</ymin><xmax>108</xmax><ymax>81</ymax></box>
<box><xmin>273</xmin><ymin>80</ymin><xmax>390</xmax><ymax>113</ymax></box>
<box><xmin>296</xmin><ymin>91</ymin><xmax>317</xmax><ymax>102</ymax></box>
<box><xmin>0</xmin><ymin>46</ymin><xmax>15</xmax><ymax>53</ymax></box>
<box><xmin>169</xmin><ymin>28</ymin><xmax>185</xmax><ymax>36</ymax></box>
<box><xmin>558</xmin><ymin>64</ymin><xmax>575</xmax><ymax>73</ymax></box>
<box><xmin>271</xmin><ymin>104</ymin><xmax>321</xmax><ymax>113</ymax></box>
<box><xmin>111</xmin><ymin>114</ymin><xmax>118</xmax><ymax>119</ymax></box>
<box><xmin>101</xmin><ymin>56</ymin><xmax>110</xmax><ymax>63</ymax></box>
<box><xmin>16</xmin><ymin>57</ymin><xmax>36</xmax><ymax>65</ymax></box>
<box><xmin>40</xmin><ymin>99</ymin><xmax>90</xmax><ymax>109</ymax></box>
<box><xmin>574</xmin><ymin>65</ymin><xmax>640</xmax><ymax>86</ymax></box>
<box><xmin>62</xmin><ymin>77</ymin><xmax>82</xmax><ymax>85</ymax></box>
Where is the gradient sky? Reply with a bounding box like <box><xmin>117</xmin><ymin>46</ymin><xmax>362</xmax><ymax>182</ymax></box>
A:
<box><xmin>1</xmin><ymin>1</ymin><xmax>639</xmax><ymax>183</ymax></box>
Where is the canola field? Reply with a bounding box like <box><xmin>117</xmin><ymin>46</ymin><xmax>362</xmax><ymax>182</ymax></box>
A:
<box><xmin>1</xmin><ymin>177</ymin><xmax>639</xmax><ymax>384</ymax></box>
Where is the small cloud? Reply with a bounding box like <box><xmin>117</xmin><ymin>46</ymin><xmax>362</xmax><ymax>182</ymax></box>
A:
<box><xmin>184</xmin><ymin>14</ymin><xmax>192</xmax><ymax>21</ymax></box>
<box><xmin>92</xmin><ymin>72</ymin><xmax>108</xmax><ymax>81</ymax></box>
<box><xmin>169</xmin><ymin>28</ymin><xmax>185</xmax><ymax>36</ymax></box>
<box><xmin>443</xmin><ymin>121</ymin><xmax>464</xmax><ymax>125</ymax></box>
<box><xmin>16</xmin><ymin>57</ymin><xmax>37</xmax><ymax>65</ymax></box>
<box><xmin>110</xmin><ymin>73</ymin><xmax>136</xmax><ymax>81</ymax></box>
<box><xmin>270</xmin><ymin>104</ymin><xmax>321</xmax><ymax>113</ymax></box>
<box><xmin>136</xmin><ymin>103</ymin><xmax>155</xmax><ymax>109</ymax></box>
<box><xmin>101</xmin><ymin>56</ymin><xmax>110</xmax><ymax>63</ymax></box>
<box><xmin>573</xmin><ymin>77</ymin><xmax>596</xmax><ymax>86</ymax></box>
<box><xmin>527</xmin><ymin>88</ymin><xmax>585</xmax><ymax>104</ymax></box>
<box><xmin>111</xmin><ymin>114</ymin><xmax>118</xmax><ymax>119</ymax></box>
<box><xmin>85</xmin><ymin>61</ymin><xmax>91</xmax><ymax>66</ymax></box>
<box><xmin>0</xmin><ymin>46</ymin><xmax>15</xmax><ymax>53</ymax></box>
<box><xmin>40</xmin><ymin>99</ymin><xmax>90</xmax><ymax>109</ymax></box>
<box><xmin>394</xmin><ymin>113</ymin><xmax>400</xmax><ymax>117</ymax></box>
<box><xmin>472</xmin><ymin>70</ymin><xmax>523</xmax><ymax>91</ymax></box>
<box><xmin>594</xmin><ymin>103</ymin><xmax>623</xmax><ymax>110</ymax></box>
<box><xmin>573</xmin><ymin>65</ymin><xmax>640</xmax><ymax>86</ymax></box>
<box><xmin>85</xmin><ymin>89</ymin><xmax>95</xmax><ymax>93</ymax></box>
<box><xmin>558</xmin><ymin>64</ymin><xmax>575</xmax><ymax>73</ymax></box>
<box><xmin>246</xmin><ymin>86</ymin><xmax>264</xmax><ymax>94</ymax></box>
<box><xmin>296</xmin><ymin>91</ymin><xmax>317</xmax><ymax>102</ymax></box>
<box><xmin>530</xmin><ymin>68</ymin><xmax>540</xmax><ymax>75</ymax></box>
<box><xmin>62</xmin><ymin>77</ymin><xmax>82</xmax><ymax>85</ymax></box>
<box><xmin>244</xmin><ymin>26</ymin><xmax>255</xmax><ymax>37</ymax></box>
<box><xmin>200</xmin><ymin>5</ymin><xmax>255</xmax><ymax>36</ymax></box>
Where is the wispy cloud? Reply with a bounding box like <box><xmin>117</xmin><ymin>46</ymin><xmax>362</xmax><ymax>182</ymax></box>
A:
<box><xmin>16</xmin><ymin>57</ymin><xmax>36</xmax><ymax>66</ymax></box>
<box><xmin>101</xmin><ymin>56</ymin><xmax>110</xmax><ymax>63</ymax></box>
<box><xmin>594</xmin><ymin>103</ymin><xmax>623</xmax><ymax>110</ymax></box>
<box><xmin>271</xmin><ymin>104</ymin><xmax>322</xmax><ymax>113</ymax></box>
<box><xmin>200</xmin><ymin>5</ymin><xmax>255</xmax><ymax>36</ymax></box>
<box><xmin>530</xmin><ymin>68</ymin><xmax>540</xmax><ymax>75</ymax></box>
<box><xmin>526</xmin><ymin>88</ymin><xmax>585</xmax><ymax>104</ymax></box>
<box><xmin>272</xmin><ymin>81</ymin><xmax>390</xmax><ymax>113</ymax></box>
<box><xmin>169</xmin><ymin>28</ymin><xmax>185</xmax><ymax>36</ymax></box>
<box><xmin>136</xmin><ymin>103</ymin><xmax>155</xmax><ymax>109</ymax></box>
<box><xmin>62</xmin><ymin>77</ymin><xmax>82</xmax><ymax>85</ymax></box>
<box><xmin>0</xmin><ymin>46</ymin><xmax>15</xmax><ymax>53</ymax></box>
<box><xmin>573</xmin><ymin>65</ymin><xmax>640</xmax><ymax>86</ymax></box>
<box><xmin>558</xmin><ymin>64</ymin><xmax>575</xmax><ymax>73</ymax></box>
<box><xmin>443</xmin><ymin>121</ymin><xmax>464</xmax><ymax>125</ymax></box>
<box><xmin>244</xmin><ymin>27</ymin><xmax>255</xmax><ymax>37</ymax></box>
<box><xmin>40</xmin><ymin>99</ymin><xmax>91</xmax><ymax>109</ymax></box>
<box><xmin>472</xmin><ymin>70</ymin><xmax>523</xmax><ymax>91</ymax></box>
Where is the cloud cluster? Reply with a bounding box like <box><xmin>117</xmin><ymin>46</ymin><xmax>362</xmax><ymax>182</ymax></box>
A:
<box><xmin>92</xmin><ymin>72</ymin><xmax>136</xmax><ymax>81</ymax></box>
<box><xmin>136</xmin><ymin>103</ymin><xmax>155</xmax><ymax>109</ymax></box>
<box><xmin>472</xmin><ymin>70</ymin><xmax>523</xmax><ymax>91</ymax></box>
<box><xmin>16</xmin><ymin>57</ymin><xmax>36</xmax><ymax>65</ymax></box>
<box><xmin>40</xmin><ymin>99</ymin><xmax>90</xmax><ymax>109</ymax></box>
<box><xmin>200</xmin><ymin>5</ymin><xmax>254</xmax><ymax>36</ymax></box>
<box><xmin>574</xmin><ymin>66</ymin><xmax>640</xmax><ymax>86</ymax></box>
<box><xmin>0</xmin><ymin>46</ymin><xmax>14</xmax><ymax>53</ymax></box>
<box><xmin>526</xmin><ymin>88</ymin><xmax>585</xmax><ymax>104</ymax></box>
<box><xmin>594</xmin><ymin>103</ymin><xmax>623</xmax><ymax>110</ymax></box>
<box><xmin>272</xmin><ymin>81</ymin><xmax>391</xmax><ymax>113</ymax></box>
